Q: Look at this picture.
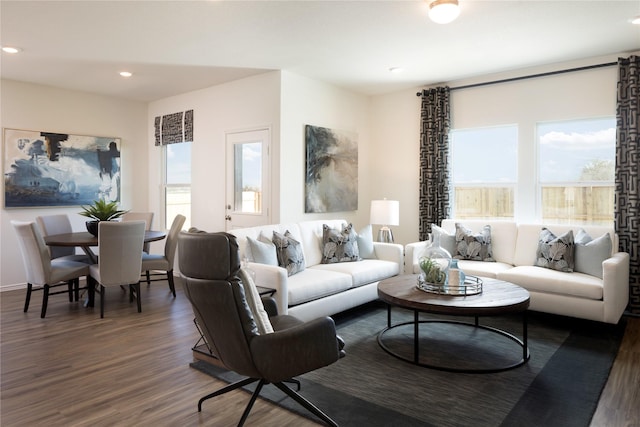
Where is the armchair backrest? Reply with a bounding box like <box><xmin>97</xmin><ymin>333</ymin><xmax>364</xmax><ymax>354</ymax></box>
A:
<box><xmin>178</xmin><ymin>230</ymin><xmax>261</xmax><ymax>378</ymax></box>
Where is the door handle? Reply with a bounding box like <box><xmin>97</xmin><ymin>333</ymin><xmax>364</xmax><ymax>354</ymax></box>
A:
<box><xmin>225</xmin><ymin>215</ymin><xmax>232</xmax><ymax>221</ymax></box>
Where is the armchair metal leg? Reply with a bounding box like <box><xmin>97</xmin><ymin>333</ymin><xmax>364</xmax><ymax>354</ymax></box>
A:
<box><xmin>238</xmin><ymin>379</ymin><xmax>265</xmax><ymax>427</ymax></box>
<box><xmin>274</xmin><ymin>381</ymin><xmax>338</xmax><ymax>427</ymax></box>
<box><xmin>197</xmin><ymin>377</ymin><xmax>259</xmax><ymax>412</ymax></box>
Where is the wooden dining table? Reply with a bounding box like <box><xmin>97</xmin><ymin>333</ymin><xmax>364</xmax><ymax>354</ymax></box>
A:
<box><xmin>44</xmin><ymin>230</ymin><xmax>167</xmax><ymax>307</ymax></box>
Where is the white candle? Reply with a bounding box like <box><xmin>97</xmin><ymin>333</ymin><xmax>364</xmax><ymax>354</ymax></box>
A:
<box><xmin>448</xmin><ymin>269</ymin><xmax>460</xmax><ymax>292</ymax></box>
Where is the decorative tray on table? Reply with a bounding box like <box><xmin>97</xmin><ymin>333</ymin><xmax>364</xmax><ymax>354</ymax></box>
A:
<box><xmin>417</xmin><ymin>275</ymin><xmax>483</xmax><ymax>296</ymax></box>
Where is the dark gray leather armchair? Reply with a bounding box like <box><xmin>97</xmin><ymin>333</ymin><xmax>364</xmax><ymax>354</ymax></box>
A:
<box><xmin>178</xmin><ymin>230</ymin><xmax>345</xmax><ymax>427</ymax></box>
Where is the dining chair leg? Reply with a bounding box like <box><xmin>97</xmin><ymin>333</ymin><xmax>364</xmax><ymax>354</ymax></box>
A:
<box><xmin>41</xmin><ymin>284</ymin><xmax>50</xmax><ymax>318</ymax></box>
<box><xmin>146</xmin><ymin>271</ymin><xmax>151</xmax><ymax>285</ymax></box>
<box><xmin>131</xmin><ymin>282</ymin><xmax>142</xmax><ymax>313</ymax></box>
<box><xmin>74</xmin><ymin>279</ymin><xmax>80</xmax><ymax>302</ymax></box>
<box><xmin>24</xmin><ymin>283</ymin><xmax>33</xmax><ymax>312</ymax></box>
<box><xmin>167</xmin><ymin>271</ymin><xmax>176</xmax><ymax>297</ymax></box>
<box><xmin>100</xmin><ymin>285</ymin><xmax>105</xmax><ymax>318</ymax></box>
<box><xmin>68</xmin><ymin>281</ymin><xmax>74</xmax><ymax>302</ymax></box>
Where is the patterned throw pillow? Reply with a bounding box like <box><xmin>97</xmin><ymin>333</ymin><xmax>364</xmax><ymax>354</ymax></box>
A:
<box><xmin>574</xmin><ymin>229</ymin><xmax>612</xmax><ymax>279</ymax></box>
<box><xmin>272</xmin><ymin>230</ymin><xmax>305</xmax><ymax>276</ymax></box>
<box><xmin>322</xmin><ymin>223</ymin><xmax>361</xmax><ymax>264</ymax></box>
<box><xmin>535</xmin><ymin>228</ymin><xmax>574</xmax><ymax>272</ymax></box>
<box><xmin>454</xmin><ymin>223</ymin><xmax>495</xmax><ymax>262</ymax></box>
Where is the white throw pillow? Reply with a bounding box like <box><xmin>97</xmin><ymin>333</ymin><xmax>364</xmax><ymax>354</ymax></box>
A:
<box><xmin>357</xmin><ymin>224</ymin><xmax>376</xmax><ymax>259</ymax></box>
<box><xmin>574</xmin><ymin>229</ymin><xmax>612</xmax><ymax>279</ymax></box>
<box><xmin>247</xmin><ymin>233</ymin><xmax>278</xmax><ymax>265</ymax></box>
<box><xmin>238</xmin><ymin>267</ymin><xmax>273</xmax><ymax>334</ymax></box>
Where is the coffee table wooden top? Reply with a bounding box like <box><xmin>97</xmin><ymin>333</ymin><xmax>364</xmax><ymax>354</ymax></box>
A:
<box><xmin>378</xmin><ymin>275</ymin><xmax>530</xmax><ymax>317</ymax></box>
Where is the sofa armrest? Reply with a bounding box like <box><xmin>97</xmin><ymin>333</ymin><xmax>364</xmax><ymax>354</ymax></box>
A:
<box><xmin>602</xmin><ymin>251</ymin><xmax>630</xmax><ymax>323</ymax></box>
<box><xmin>373</xmin><ymin>242</ymin><xmax>404</xmax><ymax>270</ymax></box>
<box><xmin>248</xmin><ymin>262</ymin><xmax>289</xmax><ymax>315</ymax></box>
<box><xmin>405</xmin><ymin>241</ymin><xmax>430</xmax><ymax>274</ymax></box>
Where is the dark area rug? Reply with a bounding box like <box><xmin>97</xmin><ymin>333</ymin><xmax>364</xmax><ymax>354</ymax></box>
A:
<box><xmin>190</xmin><ymin>301</ymin><xmax>626</xmax><ymax>427</ymax></box>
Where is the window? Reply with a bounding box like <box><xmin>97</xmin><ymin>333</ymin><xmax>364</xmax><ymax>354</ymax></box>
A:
<box><xmin>538</xmin><ymin>118</ymin><xmax>615</xmax><ymax>225</ymax></box>
<box><xmin>450</xmin><ymin>125</ymin><xmax>518</xmax><ymax>219</ymax></box>
<box><xmin>163</xmin><ymin>142</ymin><xmax>191</xmax><ymax>230</ymax></box>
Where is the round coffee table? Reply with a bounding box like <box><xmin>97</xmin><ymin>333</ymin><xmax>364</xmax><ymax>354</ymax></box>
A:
<box><xmin>377</xmin><ymin>275</ymin><xmax>530</xmax><ymax>373</ymax></box>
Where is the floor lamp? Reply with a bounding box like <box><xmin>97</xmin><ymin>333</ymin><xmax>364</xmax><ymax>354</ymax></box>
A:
<box><xmin>370</xmin><ymin>199</ymin><xmax>399</xmax><ymax>243</ymax></box>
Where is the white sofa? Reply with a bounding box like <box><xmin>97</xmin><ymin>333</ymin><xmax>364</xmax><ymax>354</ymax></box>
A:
<box><xmin>405</xmin><ymin>219</ymin><xmax>630</xmax><ymax>324</ymax></box>
<box><xmin>230</xmin><ymin>219</ymin><xmax>404</xmax><ymax>322</ymax></box>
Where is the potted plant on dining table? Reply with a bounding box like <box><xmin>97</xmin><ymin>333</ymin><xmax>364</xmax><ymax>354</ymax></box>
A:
<box><xmin>79</xmin><ymin>199</ymin><xmax>128</xmax><ymax>237</ymax></box>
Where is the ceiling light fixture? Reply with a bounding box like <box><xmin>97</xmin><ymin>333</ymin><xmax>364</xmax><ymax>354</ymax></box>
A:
<box><xmin>428</xmin><ymin>0</ymin><xmax>460</xmax><ymax>25</ymax></box>
<box><xmin>389</xmin><ymin>67</ymin><xmax>404</xmax><ymax>74</ymax></box>
<box><xmin>2</xmin><ymin>46</ymin><xmax>22</xmax><ymax>54</ymax></box>
<box><xmin>119</xmin><ymin>71</ymin><xmax>133</xmax><ymax>77</ymax></box>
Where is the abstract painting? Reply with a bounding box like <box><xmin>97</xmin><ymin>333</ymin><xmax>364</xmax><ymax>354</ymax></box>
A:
<box><xmin>3</xmin><ymin>128</ymin><xmax>121</xmax><ymax>208</ymax></box>
<box><xmin>305</xmin><ymin>124</ymin><xmax>358</xmax><ymax>213</ymax></box>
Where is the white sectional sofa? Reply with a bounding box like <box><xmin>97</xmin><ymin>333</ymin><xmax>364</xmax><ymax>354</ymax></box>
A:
<box><xmin>405</xmin><ymin>219</ymin><xmax>630</xmax><ymax>324</ymax></box>
<box><xmin>230</xmin><ymin>219</ymin><xmax>404</xmax><ymax>322</ymax></box>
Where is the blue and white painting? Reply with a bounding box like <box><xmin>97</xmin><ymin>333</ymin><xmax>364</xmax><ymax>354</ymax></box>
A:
<box><xmin>3</xmin><ymin>128</ymin><xmax>121</xmax><ymax>208</ymax></box>
<box><xmin>305</xmin><ymin>125</ymin><xmax>358</xmax><ymax>213</ymax></box>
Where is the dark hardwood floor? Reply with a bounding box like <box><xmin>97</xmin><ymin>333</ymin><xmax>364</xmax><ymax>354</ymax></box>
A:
<box><xmin>1</xmin><ymin>278</ymin><xmax>638</xmax><ymax>426</ymax></box>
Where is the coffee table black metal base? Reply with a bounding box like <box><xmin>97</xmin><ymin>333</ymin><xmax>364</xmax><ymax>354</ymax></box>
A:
<box><xmin>377</xmin><ymin>307</ymin><xmax>530</xmax><ymax>374</ymax></box>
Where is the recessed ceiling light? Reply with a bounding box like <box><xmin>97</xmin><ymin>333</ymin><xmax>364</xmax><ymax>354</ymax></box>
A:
<box><xmin>2</xmin><ymin>46</ymin><xmax>22</xmax><ymax>54</ymax></box>
<box><xmin>119</xmin><ymin>71</ymin><xmax>133</xmax><ymax>77</ymax></box>
<box><xmin>389</xmin><ymin>67</ymin><xmax>404</xmax><ymax>74</ymax></box>
<box><xmin>632</xmin><ymin>15</ymin><xmax>640</xmax><ymax>25</ymax></box>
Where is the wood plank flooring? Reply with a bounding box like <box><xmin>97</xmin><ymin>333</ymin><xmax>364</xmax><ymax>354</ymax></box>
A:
<box><xmin>1</xmin><ymin>278</ymin><xmax>638</xmax><ymax>426</ymax></box>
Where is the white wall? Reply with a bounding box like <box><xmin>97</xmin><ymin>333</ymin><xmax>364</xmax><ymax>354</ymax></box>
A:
<box><xmin>279</xmin><ymin>71</ymin><xmax>371</xmax><ymax>229</ymax></box>
<box><xmin>0</xmin><ymin>80</ymin><xmax>147</xmax><ymax>288</ymax></box>
<box><xmin>147</xmin><ymin>71</ymin><xmax>282</xmax><ymax>234</ymax></box>
<box><xmin>369</xmin><ymin>53</ymin><xmax>628</xmax><ymax>246</ymax></box>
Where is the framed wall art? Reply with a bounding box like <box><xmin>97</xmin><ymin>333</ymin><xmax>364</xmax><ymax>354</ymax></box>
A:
<box><xmin>3</xmin><ymin>128</ymin><xmax>121</xmax><ymax>208</ymax></box>
<box><xmin>305</xmin><ymin>124</ymin><xmax>358</xmax><ymax>213</ymax></box>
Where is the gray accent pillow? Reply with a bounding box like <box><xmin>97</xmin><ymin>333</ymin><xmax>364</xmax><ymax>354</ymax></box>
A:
<box><xmin>574</xmin><ymin>229</ymin><xmax>611</xmax><ymax>279</ymax></box>
<box><xmin>535</xmin><ymin>228</ymin><xmax>574</xmax><ymax>272</ymax></box>
<box><xmin>454</xmin><ymin>223</ymin><xmax>495</xmax><ymax>262</ymax></box>
<box><xmin>357</xmin><ymin>224</ymin><xmax>376</xmax><ymax>259</ymax></box>
<box><xmin>247</xmin><ymin>234</ymin><xmax>278</xmax><ymax>265</ymax></box>
<box><xmin>431</xmin><ymin>224</ymin><xmax>456</xmax><ymax>256</ymax></box>
<box><xmin>322</xmin><ymin>223</ymin><xmax>361</xmax><ymax>264</ymax></box>
<box><xmin>272</xmin><ymin>230</ymin><xmax>305</xmax><ymax>276</ymax></box>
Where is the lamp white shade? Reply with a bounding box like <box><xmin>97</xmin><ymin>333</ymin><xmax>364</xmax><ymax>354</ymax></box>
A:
<box><xmin>370</xmin><ymin>200</ymin><xmax>400</xmax><ymax>226</ymax></box>
<box><xmin>428</xmin><ymin>0</ymin><xmax>460</xmax><ymax>24</ymax></box>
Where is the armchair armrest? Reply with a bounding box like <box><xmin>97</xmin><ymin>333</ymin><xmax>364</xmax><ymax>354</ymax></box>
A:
<box><xmin>405</xmin><ymin>241</ymin><xmax>430</xmax><ymax>274</ymax></box>
<box><xmin>373</xmin><ymin>242</ymin><xmax>404</xmax><ymax>269</ymax></box>
<box><xmin>602</xmin><ymin>251</ymin><xmax>630</xmax><ymax>323</ymax></box>
<box><xmin>250</xmin><ymin>316</ymin><xmax>341</xmax><ymax>383</ymax></box>
<box><xmin>248</xmin><ymin>262</ymin><xmax>289</xmax><ymax>315</ymax></box>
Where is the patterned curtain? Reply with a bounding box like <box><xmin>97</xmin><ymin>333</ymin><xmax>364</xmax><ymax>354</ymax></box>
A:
<box><xmin>615</xmin><ymin>55</ymin><xmax>640</xmax><ymax>315</ymax></box>
<box><xmin>418</xmin><ymin>87</ymin><xmax>451</xmax><ymax>241</ymax></box>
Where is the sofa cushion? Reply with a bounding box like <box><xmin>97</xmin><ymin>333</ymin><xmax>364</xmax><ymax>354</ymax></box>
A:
<box><xmin>357</xmin><ymin>224</ymin><xmax>376</xmax><ymax>259</ymax></box>
<box><xmin>286</xmin><ymin>268</ymin><xmax>353</xmax><ymax>306</ymax></box>
<box><xmin>321</xmin><ymin>223</ymin><xmax>360</xmax><ymax>264</ymax></box>
<box><xmin>431</xmin><ymin>224</ymin><xmax>457</xmax><ymax>256</ymax></box>
<box><xmin>456</xmin><ymin>260</ymin><xmax>514</xmax><ymax>279</ymax></box>
<box><xmin>441</xmin><ymin>219</ymin><xmax>517</xmax><ymax>265</ymax></box>
<box><xmin>454</xmin><ymin>223</ymin><xmax>495</xmax><ymax>261</ymax></box>
<box><xmin>312</xmin><ymin>259</ymin><xmax>400</xmax><ymax>287</ymax></box>
<box><xmin>574</xmin><ymin>229</ymin><xmax>612</xmax><ymax>279</ymax></box>
<box><xmin>498</xmin><ymin>266</ymin><xmax>603</xmax><ymax>300</ymax></box>
<box><xmin>247</xmin><ymin>233</ymin><xmax>278</xmax><ymax>265</ymax></box>
<box><xmin>534</xmin><ymin>228</ymin><xmax>574</xmax><ymax>272</ymax></box>
<box><xmin>272</xmin><ymin>230</ymin><xmax>305</xmax><ymax>276</ymax></box>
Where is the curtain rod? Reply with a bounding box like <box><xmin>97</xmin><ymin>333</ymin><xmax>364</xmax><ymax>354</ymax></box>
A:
<box><xmin>416</xmin><ymin>61</ymin><xmax>617</xmax><ymax>96</ymax></box>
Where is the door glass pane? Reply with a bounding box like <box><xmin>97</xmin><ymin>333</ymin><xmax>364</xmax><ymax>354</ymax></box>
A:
<box><xmin>234</xmin><ymin>142</ymin><xmax>262</xmax><ymax>213</ymax></box>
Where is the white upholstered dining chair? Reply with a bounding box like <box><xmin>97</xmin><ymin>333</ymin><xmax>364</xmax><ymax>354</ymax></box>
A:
<box><xmin>36</xmin><ymin>214</ymin><xmax>91</xmax><ymax>263</ymax></box>
<box><xmin>122</xmin><ymin>211</ymin><xmax>154</xmax><ymax>253</ymax></box>
<box><xmin>140</xmin><ymin>214</ymin><xmax>186</xmax><ymax>297</ymax></box>
<box><xmin>12</xmin><ymin>220</ymin><xmax>90</xmax><ymax>318</ymax></box>
<box><xmin>88</xmin><ymin>221</ymin><xmax>146</xmax><ymax>318</ymax></box>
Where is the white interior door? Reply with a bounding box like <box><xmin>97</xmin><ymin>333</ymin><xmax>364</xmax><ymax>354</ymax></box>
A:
<box><xmin>225</xmin><ymin>128</ymin><xmax>271</xmax><ymax>230</ymax></box>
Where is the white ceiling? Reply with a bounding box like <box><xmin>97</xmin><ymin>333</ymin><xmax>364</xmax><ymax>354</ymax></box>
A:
<box><xmin>1</xmin><ymin>1</ymin><xmax>639</xmax><ymax>102</ymax></box>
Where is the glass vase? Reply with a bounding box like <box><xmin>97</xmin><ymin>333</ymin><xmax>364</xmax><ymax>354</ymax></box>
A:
<box><xmin>418</xmin><ymin>231</ymin><xmax>452</xmax><ymax>285</ymax></box>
